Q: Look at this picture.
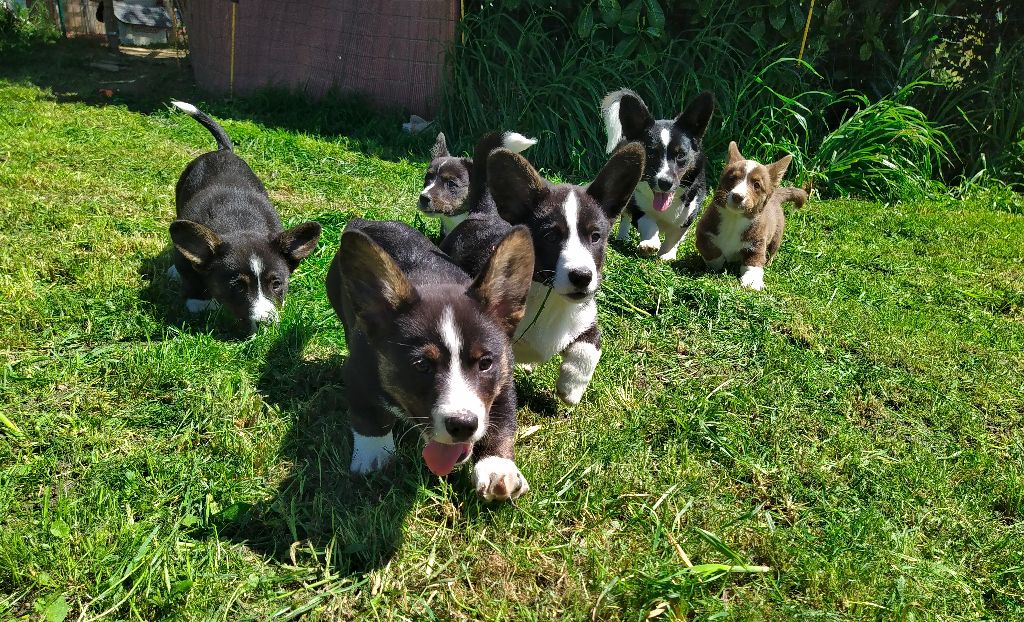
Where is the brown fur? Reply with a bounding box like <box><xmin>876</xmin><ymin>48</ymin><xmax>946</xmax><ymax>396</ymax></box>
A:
<box><xmin>696</xmin><ymin>142</ymin><xmax>808</xmax><ymax>288</ymax></box>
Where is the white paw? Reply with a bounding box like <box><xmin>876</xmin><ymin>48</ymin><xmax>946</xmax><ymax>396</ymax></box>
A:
<box><xmin>166</xmin><ymin>264</ymin><xmax>181</xmax><ymax>281</ymax></box>
<box><xmin>637</xmin><ymin>240</ymin><xmax>660</xmax><ymax>256</ymax></box>
<box><xmin>556</xmin><ymin>341</ymin><xmax>600</xmax><ymax>405</ymax></box>
<box><xmin>739</xmin><ymin>266</ymin><xmax>765</xmax><ymax>291</ymax></box>
<box><xmin>658</xmin><ymin>249</ymin><xmax>678</xmax><ymax>262</ymax></box>
<box><xmin>350</xmin><ymin>430</ymin><xmax>395</xmax><ymax>474</ymax></box>
<box><xmin>185</xmin><ymin>298</ymin><xmax>218</xmax><ymax>313</ymax></box>
<box><xmin>473</xmin><ymin>456</ymin><xmax>530</xmax><ymax>502</ymax></box>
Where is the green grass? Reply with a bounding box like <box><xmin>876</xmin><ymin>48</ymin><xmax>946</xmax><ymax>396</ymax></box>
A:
<box><xmin>3</xmin><ymin>41</ymin><xmax>1024</xmax><ymax>621</ymax></box>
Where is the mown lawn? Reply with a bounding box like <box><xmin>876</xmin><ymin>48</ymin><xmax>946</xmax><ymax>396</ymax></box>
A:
<box><xmin>1</xmin><ymin>41</ymin><xmax>1023</xmax><ymax>621</ymax></box>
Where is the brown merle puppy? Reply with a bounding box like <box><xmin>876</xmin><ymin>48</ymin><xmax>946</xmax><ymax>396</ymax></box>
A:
<box><xmin>695</xmin><ymin>141</ymin><xmax>808</xmax><ymax>290</ymax></box>
<box><xmin>441</xmin><ymin>143</ymin><xmax>644</xmax><ymax>405</ymax></box>
<box><xmin>418</xmin><ymin>131</ymin><xmax>536</xmax><ymax>235</ymax></box>
<box><xmin>325</xmin><ymin>218</ymin><xmax>534</xmax><ymax>502</ymax></box>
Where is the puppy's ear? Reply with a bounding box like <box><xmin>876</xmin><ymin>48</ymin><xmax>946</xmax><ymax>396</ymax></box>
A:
<box><xmin>487</xmin><ymin>148</ymin><xmax>548</xmax><ymax>224</ymax></box>
<box><xmin>273</xmin><ymin>221</ymin><xmax>322</xmax><ymax>270</ymax></box>
<box><xmin>727</xmin><ymin>141</ymin><xmax>744</xmax><ymax>164</ymax></box>
<box><xmin>586</xmin><ymin>142</ymin><xmax>645</xmax><ymax>219</ymax></box>
<box><xmin>766</xmin><ymin>154</ymin><xmax>793</xmax><ymax>186</ymax></box>
<box><xmin>432</xmin><ymin>132</ymin><xmax>449</xmax><ymax>158</ymax></box>
<box><xmin>675</xmin><ymin>91</ymin><xmax>715</xmax><ymax>138</ymax></box>
<box><xmin>468</xmin><ymin>225</ymin><xmax>534</xmax><ymax>337</ymax></box>
<box><xmin>332</xmin><ymin>229</ymin><xmax>418</xmax><ymax>332</ymax></box>
<box><xmin>170</xmin><ymin>220</ymin><xmax>222</xmax><ymax>270</ymax></box>
<box><xmin>617</xmin><ymin>91</ymin><xmax>654</xmax><ymax>141</ymax></box>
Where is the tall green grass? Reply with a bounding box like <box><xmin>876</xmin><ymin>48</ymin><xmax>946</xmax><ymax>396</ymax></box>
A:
<box><xmin>440</xmin><ymin>3</ymin><xmax>1009</xmax><ymax>201</ymax></box>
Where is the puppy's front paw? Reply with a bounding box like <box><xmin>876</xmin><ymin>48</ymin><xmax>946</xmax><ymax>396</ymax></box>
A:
<box><xmin>473</xmin><ymin>456</ymin><xmax>529</xmax><ymax>502</ymax></box>
<box><xmin>658</xmin><ymin>249</ymin><xmax>678</xmax><ymax>262</ymax></box>
<box><xmin>350</xmin><ymin>430</ymin><xmax>395</xmax><ymax>474</ymax></box>
<box><xmin>739</xmin><ymin>266</ymin><xmax>765</xmax><ymax>291</ymax></box>
<box><xmin>637</xmin><ymin>240</ymin><xmax>660</xmax><ymax>256</ymax></box>
<box><xmin>556</xmin><ymin>376</ymin><xmax>587</xmax><ymax>405</ymax></box>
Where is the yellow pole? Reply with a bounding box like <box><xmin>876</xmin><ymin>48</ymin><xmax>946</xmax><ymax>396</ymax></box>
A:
<box><xmin>230</xmin><ymin>0</ymin><xmax>238</xmax><ymax>97</ymax></box>
<box><xmin>797</xmin><ymin>0</ymin><xmax>815</xmax><ymax>64</ymax></box>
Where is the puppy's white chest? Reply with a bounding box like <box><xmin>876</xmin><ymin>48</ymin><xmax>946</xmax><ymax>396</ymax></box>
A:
<box><xmin>711</xmin><ymin>211</ymin><xmax>752</xmax><ymax>262</ymax></box>
<box><xmin>513</xmin><ymin>283</ymin><xmax>596</xmax><ymax>364</ymax></box>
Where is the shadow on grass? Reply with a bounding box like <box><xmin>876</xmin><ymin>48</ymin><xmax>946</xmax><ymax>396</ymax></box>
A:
<box><xmin>212</xmin><ymin>323</ymin><xmax>420</xmax><ymax>574</ymax></box>
<box><xmin>0</xmin><ymin>37</ymin><xmax>437</xmax><ymax>163</ymax></box>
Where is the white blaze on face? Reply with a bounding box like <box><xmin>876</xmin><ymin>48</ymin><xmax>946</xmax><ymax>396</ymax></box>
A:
<box><xmin>654</xmin><ymin>127</ymin><xmax>672</xmax><ymax>188</ymax></box>
<box><xmin>727</xmin><ymin>160</ymin><xmax>759</xmax><ymax>209</ymax></box>
<box><xmin>249</xmin><ymin>255</ymin><xmax>278</xmax><ymax>323</ymax></box>
<box><xmin>433</xmin><ymin>306</ymin><xmax>487</xmax><ymax>443</ymax></box>
<box><xmin>420</xmin><ymin>180</ymin><xmax>436</xmax><ymax>199</ymax></box>
<box><xmin>553</xmin><ymin>191</ymin><xmax>599</xmax><ymax>296</ymax></box>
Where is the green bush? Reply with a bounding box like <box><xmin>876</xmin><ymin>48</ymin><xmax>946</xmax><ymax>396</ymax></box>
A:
<box><xmin>440</xmin><ymin>1</ymin><xmax>1020</xmax><ymax>199</ymax></box>
<box><xmin>0</xmin><ymin>2</ymin><xmax>60</xmax><ymax>52</ymax></box>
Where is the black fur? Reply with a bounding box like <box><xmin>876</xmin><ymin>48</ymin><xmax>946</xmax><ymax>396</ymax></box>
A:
<box><xmin>169</xmin><ymin>102</ymin><xmax>320</xmax><ymax>325</ymax></box>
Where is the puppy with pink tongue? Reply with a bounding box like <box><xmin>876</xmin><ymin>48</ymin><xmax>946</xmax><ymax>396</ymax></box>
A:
<box><xmin>327</xmin><ymin>218</ymin><xmax>535</xmax><ymax>501</ymax></box>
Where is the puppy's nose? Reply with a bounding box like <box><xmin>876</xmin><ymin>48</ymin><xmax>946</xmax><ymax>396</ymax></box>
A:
<box><xmin>656</xmin><ymin>178</ymin><xmax>673</xmax><ymax>192</ymax></box>
<box><xmin>567</xmin><ymin>268</ymin><xmax>593</xmax><ymax>288</ymax></box>
<box><xmin>418</xmin><ymin>194</ymin><xmax>430</xmax><ymax>209</ymax></box>
<box><xmin>444</xmin><ymin>413</ymin><xmax>478</xmax><ymax>441</ymax></box>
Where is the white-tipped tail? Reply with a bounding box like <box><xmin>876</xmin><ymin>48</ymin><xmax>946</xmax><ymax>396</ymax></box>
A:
<box><xmin>502</xmin><ymin>132</ymin><xmax>537</xmax><ymax>154</ymax></box>
<box><xmin>171</xmin><ymin>100</ymin><xmax>199</xmax><ymax>116</ymax></box>
<box><xmin>601</xmin><ymin>95</ymin><xmax>623</xmax><ymax>154</ymax></box>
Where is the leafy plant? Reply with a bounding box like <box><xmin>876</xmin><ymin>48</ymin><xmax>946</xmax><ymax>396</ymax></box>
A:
<box><xmin>0</xmin><ymin>2</ymin><xmax>59</xmax><ymax>52</ymax></box>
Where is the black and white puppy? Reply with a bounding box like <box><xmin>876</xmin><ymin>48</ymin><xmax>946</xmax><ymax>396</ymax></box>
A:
<box><xmin>441</xmin><ymin>144</ymin><xmax>644</xmax><ymax>405</ymax></box>
<box><xmin>418</xmin><ymin>131</ymin><xmax>536</xmax><ymax>235</ymax></box>
<box><xmin>602</xmin><ymin>89</ymin><xmax>714</xmax><ymax>261</ymax></box>
<box><xmin>167</xmin><ymin>101</ymin><xmax>321</xmax><ymax>327</ymax></box>
<box><xmin>325</xmin><ymin>218</ymin><xmax>535</xmax><ymax>502</ymax></box>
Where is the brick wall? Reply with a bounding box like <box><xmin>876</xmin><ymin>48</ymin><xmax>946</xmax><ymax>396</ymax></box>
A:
<box><xmin>183</xmin><ymin>0</ymin><xmax>457</xmax><ymax>116</ymax></box>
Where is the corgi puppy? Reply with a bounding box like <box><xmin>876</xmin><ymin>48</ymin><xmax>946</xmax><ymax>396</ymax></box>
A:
<box><xmin>695</xmin><ymin>142</ymin><xmax>808</xmax><ymax>290</ymax></box>
<box><xmin>602</xmin><ymin>89</ymin><xmax>714</xmax><ymax>261</ymax></box>
<box><xmin>441</xmin><ymin>144</ymin><xmax>644</xmax><ymax>405</ymax></box>
<box><xmin>325</xmin><ymin>218</ymin><xmax>535</xmax><ymax>502</ymax></box>
<box><xmin>419</xmin><ymin>131</ymin><xmax>536</xmax><ymax>235</ymax></box>
<box><xmin>168</xmin><ymin>101</ymin><xmax>321</xmax><ymax>328</ymax></box>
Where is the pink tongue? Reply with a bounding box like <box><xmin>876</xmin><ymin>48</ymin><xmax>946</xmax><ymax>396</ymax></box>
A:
<box><xmin>422</xmin><ymin>441</ymin><xmax>473</xmax><ymax>476</ymax></box>
<box><xmin>652</xmin><ymin>192</ymin><xmax>673</xmax><ymax>212</ymax></box>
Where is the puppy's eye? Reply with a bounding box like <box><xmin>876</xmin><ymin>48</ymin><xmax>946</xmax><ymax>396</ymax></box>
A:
<box><xmin>543</xmin><ymin>229</ymin><xmax>560</xmax><ymax>242</ymax></box>
<box><xmin>231</xmin><ymin>275</ymin><xmax>246</xmax><ymax>290</ymax></box>
<box><xmin>446</xmin><ymin>179</ymin><xmax>458</xmax><ymax>190</ymax></box>
<box><xmin>675</xmin><ymin>153</ymin><xmax>686</xmax><ymax>162</ymax></box>
<box><xmin>752</xmin><ymin>181</ymin><xmax>762</xmax><ymax>192</ymax></box>
<box><xmin>478</xmin><ymin>355</ymin><xmax>493</xmax><ymax>371</ymax></box>
<box><xmin>590</xmin><ymin>231</ymin><xmax>602</xmax><ymax>243</ymax></box>
<box><xmin>270</xmin><ymin>277</ymin><xmax>283</xmax><ymax>293</ymax></box>
<box><xmin>412</xmin><ymin>357</ymin><xmax>432</xmax><ymax>373</ymax></box>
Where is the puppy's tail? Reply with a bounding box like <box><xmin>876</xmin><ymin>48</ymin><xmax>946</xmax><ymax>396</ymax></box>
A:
<box><xmin>171</xmin><ymin>100</ymin><xmax>233</xmax><ymax>151</ymax></box>
<box><xmin>779</xmin><ymin>181</ymin><xmax>812</xmax><ymax>209</ymax></box>
<box><xmin>601</xmin><ymin>88</ymin><xmax>638</xmax><ymax>154</ymax></box>
<box><xmin>467</xmin><ymin>131</ymin><xmax>537</xmax><ymax>208</ymax></box>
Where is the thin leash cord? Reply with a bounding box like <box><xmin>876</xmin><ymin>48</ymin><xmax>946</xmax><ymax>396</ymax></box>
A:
<box><xmin>797</xmin><ymin>0</ymin><xmax>815</xmax><ymax>64</ymax></box>
<box><xmin>230</xmin><ymin>0</ymin><xmax>238</xmax><ymax>98</ymax></box>
<box><xmin>513</xmin><ymin>285</ymin><xmax>552</xmax><ymax>345</ymax></box>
